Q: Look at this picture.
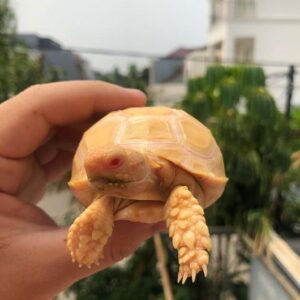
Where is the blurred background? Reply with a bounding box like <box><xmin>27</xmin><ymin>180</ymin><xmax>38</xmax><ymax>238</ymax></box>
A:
<box><xmin>0</xmin><ymin>0</ymin><xmax>300</xmax><ymax>299</ymax></box>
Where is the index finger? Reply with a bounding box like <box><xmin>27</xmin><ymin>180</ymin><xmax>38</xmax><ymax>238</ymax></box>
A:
<box><xmin>0</xmin><ymin>81</ymin><xmax>146</xmax><ymax>158</ymax></box>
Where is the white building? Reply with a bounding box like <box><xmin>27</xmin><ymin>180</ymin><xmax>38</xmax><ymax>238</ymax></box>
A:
<box><xmin>148</xmin><ymin>48</ymin><xmax>204</xmax><ymax>106</ymax></box>
<box><xmin>207</xmin><ymin>0</ymin><xmax>300</xmax><ymax>64</ymax></box>
<box><xmin>186</xmin><ymin>0</ymin><xmax>300</xmax><ymax>109</ymax></box>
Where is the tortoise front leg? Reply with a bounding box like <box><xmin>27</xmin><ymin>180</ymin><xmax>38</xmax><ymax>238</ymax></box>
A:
<box><xmin>67</xmin><ymin>196</ymin><xmax>114</xmax><ymax>267</ymax></box>
<box><xmin>165</xmin><ymin>186</ymin><xmax>212</xmax><ymax>284</ymax></box>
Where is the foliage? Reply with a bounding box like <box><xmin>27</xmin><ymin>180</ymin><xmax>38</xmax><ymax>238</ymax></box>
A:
<box><xmin>289</xmin><ymin>107</ymin><xmax>300</xmax><ymax>151</ymax></box>
<box><xmin>180</xmin><ymin>64</ymin><xmax>294</xmax><ymax>237</ymax></box>
<box><xmin>70</xmin><ymin>234</ymin><xmax>248</xmax><ymax>300</ymax></box>
<box><xmin>277</xmin><ymin>150</ymin><xmax>300</xmax><ymax>236</ymax></box>
<box><xmin>0</xmin><ymin>0</ymin><xmax>45</xmax><ymax>102</ymax></box>
<box><xmin>95</xmin><ymin>65</ymin><xmax>154</xmax><ymax>106</ymax></box>
<box><xmin>96</xmin><ymin>65</ymin><xmax>148</xmax><ymax>92</ymax></box>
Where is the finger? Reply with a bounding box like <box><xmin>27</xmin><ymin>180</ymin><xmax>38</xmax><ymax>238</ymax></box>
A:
<box><xmin>0</xmin><ymin>193</ymin><xmax>56</xmax><ymax>226</ymax></box>
<box><xmin>0</xmin><ymin>220</ymin><xmax>165</xmax><ymax>298</ymax></box>
<box><xmin>25</xmin><ymin>221</ymin><xmax>164</xmax><ymax>296</ymax></box>
<box><xmin>0</xmin><ymin>156</ymin><xmax>32</xmax><ymax>195</ymax></box>
<box><xmin>56</xmin><ymin>127</ymin><xmax>83</xmax><ymax>153</ymax></box>
<box><xmin>35</xmin><ymin>138</ymin><xmax>59</xmax><ymax>165</ymax></box>
<box><xmin>0</xmin><ymin>155</ymin><xmax>46</xmax><ymax>203</ymax></box>
<box><xmin>43</xmin><ymin>150</ymin><xmax>73</xmax><ymax>181</ymax></box>
<box><xmin>36</xmin><ymin>127</ymin><xmax>82</xmax><ymax>165</ymax></box>
<box><xmin>65</xmin><ymin>114</ymin><xmax>105</xmax><ymax>133</ymax></box>
<box><xmin>0</xmin><ymin>81</ymin><xmax>146</xmax><ymax>158</ymax></box>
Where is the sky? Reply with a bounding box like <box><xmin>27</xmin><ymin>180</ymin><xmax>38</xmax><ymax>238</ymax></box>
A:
<box><xmin>11</xmin><ymin>0</ymin><xmax>209</xmax><ymax>72</ymax></box>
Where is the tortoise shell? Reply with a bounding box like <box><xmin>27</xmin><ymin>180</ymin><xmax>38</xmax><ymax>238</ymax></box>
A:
<box><xmin>69</xmin><ymin>106</ymin><xmax>227</xmax><ymax>208</ymax></box>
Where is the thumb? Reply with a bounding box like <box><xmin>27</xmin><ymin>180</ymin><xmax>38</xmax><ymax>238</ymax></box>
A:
<box><xmin>15</xmin><ymin>221</ymin><xmax>165</xmax><ymax>298</ymax></box>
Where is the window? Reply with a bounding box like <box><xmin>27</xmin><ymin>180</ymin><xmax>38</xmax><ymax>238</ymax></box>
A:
<box><xmin>233</xmin><ymin>0</ymin><xmax>255</xmax><ymax>18</ymax></box>
<box><xmin>234</xmin><ymin>37</ymin><xmax>255</xmax><ymax>63</ymax></box>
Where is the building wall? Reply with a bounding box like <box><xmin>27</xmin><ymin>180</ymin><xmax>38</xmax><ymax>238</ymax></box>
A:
<box><xmin>149</xmin><ymin>83</ymin><xmax>186</xmax><ymax>107</ymax></box>
<box><xmin>225</xmin><ymin>20</ymin><xmax>300</xmax><ymax>64</ymax></box>
<box><xmin>225</xmin><ymin>19</ymin><xmax>300</xmax><ymax>108</ymax></box>
<box><xmin>208</xmin><ymin>21</ymin><xmax>228</xmax><ymax>49</ymax></box>
<box><xmin>208</xmin><ymin>0</ymin><xmax>300</xmax><ymax>63</ymax></box>
<box><xmin>256</xmin><ymin>0</ymin><xmax>300</xmax><ymax>19</ymax></box>
<box><xmin>206</xmin><ymin>0</ymin><xmax>300</xmax><ymax>108</ymax></box>
<box><xmin>152</xmin><ymin>59</ymin><xmax>184</xmax><ymax>84</ymax></box>
<box><xmin>185</xmin><ymin>49</ymin><xmax>209</xmax><ymax>78</ymax></box>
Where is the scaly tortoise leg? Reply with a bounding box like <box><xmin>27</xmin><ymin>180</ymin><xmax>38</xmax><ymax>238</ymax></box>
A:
<box><xmin>165</xmin><ymin>186</ymin><xmax>212</xmax><ymax>284</ymax></box>
<box><xmin>67</xmin><ymin>196</ymin><xmax>114</xmax><ymax>267</ymax></box>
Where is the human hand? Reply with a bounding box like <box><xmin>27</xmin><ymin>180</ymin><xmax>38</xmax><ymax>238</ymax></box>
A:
<box><xmin>0</xmin><ymin>81</ymin><xmax>164</xmax><ymax>300</ymax></box>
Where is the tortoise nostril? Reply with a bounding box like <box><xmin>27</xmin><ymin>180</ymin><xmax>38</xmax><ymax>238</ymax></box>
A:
<box><xmin>108</xmin><ymin>157</ymin><xmax>122</xmax><ymax>168</ymax></box>
<box><xmin>106</xmin><ymin>155</ymin><xmax>124</xmax><ymax>169</ymax></box>
<box><xmin>103</xmin><ymin>148</ymin><xmax>127</xmax><ymax>169</ymax></box>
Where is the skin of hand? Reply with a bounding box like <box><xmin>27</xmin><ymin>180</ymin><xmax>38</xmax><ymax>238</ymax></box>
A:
<box><xmin>0</xmin><ymin>81</ymin><xmax>165</xmax><ymax>300</ymax></box>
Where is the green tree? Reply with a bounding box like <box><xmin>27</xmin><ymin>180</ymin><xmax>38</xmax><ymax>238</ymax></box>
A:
<box><xmin>175</xmin><ymin>65</ymin><xmax>299</xmax><ymax>298</ymax></box>
<box><xmin>289</xmin><ymin>107</ymin><xmax>300</xmax><ymax>153</ymax></box>
<box><xmin>95</xmin><ymin>65</ymin><xmax>154</xmax><ymax>105</ymax></box>
<box><xmin>181</xmin><ymin>65</ymin><xmax>294</xmax><ymax>236</ymax></box>
<box><xmin>0</xmin><ymin>0</ymin><xmax>43</xmax><ymax>102</ymax></box>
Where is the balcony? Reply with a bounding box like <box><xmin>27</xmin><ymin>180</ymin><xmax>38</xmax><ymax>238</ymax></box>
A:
<box><xmin>210</xmin><ymin>0</ymin><xmax>255</xmax><ymax>25</ymax></box>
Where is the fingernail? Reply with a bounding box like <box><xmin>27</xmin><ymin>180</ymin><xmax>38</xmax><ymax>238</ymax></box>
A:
<box><xmin>124</xmin><ymin>88</ymin><xmax>146</xmax><ymax>101</ymax></box>
<box><xmin>124</xmin><ymin>88</ymin><xmax>143</xmax><ymax>93</ymax></box>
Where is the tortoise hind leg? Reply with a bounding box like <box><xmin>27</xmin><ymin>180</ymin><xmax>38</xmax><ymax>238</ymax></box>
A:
<box><xmin>165</xmin><ymin>186</ymin><xmax>212</xmax><ymax>284</ymax></box>
<box><xmin>67</xmin><ymin>196</ymin><xmax>114</xmax><ymax>267</ymax></box>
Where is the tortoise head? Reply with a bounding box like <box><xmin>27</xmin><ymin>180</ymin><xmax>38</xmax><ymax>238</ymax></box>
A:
<box><xmin>84</xmin><ymin>146</ymin><xmax>148</xmax><ymax>191</ymax></box>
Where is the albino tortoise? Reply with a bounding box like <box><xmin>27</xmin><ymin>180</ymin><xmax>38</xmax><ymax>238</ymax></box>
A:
<box><xmin>67</xmin><ymin>106</ymin><xmax>227</xmax><ymax>283</ymax></box>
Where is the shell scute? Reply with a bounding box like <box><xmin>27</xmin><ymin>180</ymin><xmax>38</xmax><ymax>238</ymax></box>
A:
<box><xmin>121</xmin><ymin>117</ymin><xmax>176</xmax><ymax>143</ymax></box>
